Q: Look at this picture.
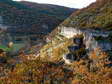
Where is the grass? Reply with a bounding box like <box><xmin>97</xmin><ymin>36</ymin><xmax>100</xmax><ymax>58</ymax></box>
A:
<box><xmin>0</xmin><ymin>43</ymin><xmax>25</xmax><ymax>52</ymax></box>
<box><xmin>0</xmin><ymin>45</ymin><xmax>12</xmax><ymax>52</ymax></box>
<box><xmin>12</xmin><ymin>43</ymin><xmax>25</xmax><ymax>52</ymax></box>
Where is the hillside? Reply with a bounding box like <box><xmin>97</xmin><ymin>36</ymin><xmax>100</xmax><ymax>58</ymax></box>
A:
<box><xmin>61</xmin><ymin>0</ymin><xmax>112</xmax><ymax>30</ymax></box>
<box><xmin>0</xmin><ymin>0</ymin><xmax>77</xmax><ymax>56</ymax></box>
<box><xmin>0</xmin><ymin>0</ymin><xmax>112</xmax><ymax>84</ymax></box>
<box><xmin>41</xmin><ymin>0</ymin><xmax>112</xmax><ymax>62</ymax></box>
<box><xmin>38</xmin><ymin>0</ymin><xmax>112</xmax><ymax>60</ymax></box>
<box><xmin>0</xmin><ymin>0</ymin><xmax>75</xmax><ymax>34</ymax></box>
<box><xmin>21</xmin><ymin>1</ymin><xmax>74</xmax><ymax>19</ymax></box>
<box><xmin>33</xmin><ymin>0</ymin><xmax>112</xmax><ymax>83</ymax></box>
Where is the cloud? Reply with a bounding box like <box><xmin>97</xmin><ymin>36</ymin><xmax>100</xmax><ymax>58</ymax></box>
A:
<box><xmin>14</xmin><ymin>0</ymin><xmax>96</xmax><ymax>8</ymax></box>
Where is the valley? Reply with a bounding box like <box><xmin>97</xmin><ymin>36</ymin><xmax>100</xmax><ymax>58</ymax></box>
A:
<box><xmin>0</xmin><ymin>0</ymin><xmax>75</xmax><ymax>55</ymax></box>
<box><xmin>0</xmin><ymin>0</ymin><xmax>112</xmax><ymax>84</ymax></box>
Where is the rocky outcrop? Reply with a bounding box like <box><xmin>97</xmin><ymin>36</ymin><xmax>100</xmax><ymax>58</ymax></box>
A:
<box><xmin>59</xmin><ymin>27</ymin><xmax>112</xmax><ymax>51</ymax></box>
<box><xmin>63</xmin><ymin>36</ymin><xmax>86</xmax><ymax>64</ymax></box>
<box><xmin>61</xmin><ymin>27</ymin><xmax>112</xmax><ymax>64</ymax></box>
<box><xmin>59</xmin><ymin>27</ymin><xmax>82</xmax><ymax>38</ymax></box>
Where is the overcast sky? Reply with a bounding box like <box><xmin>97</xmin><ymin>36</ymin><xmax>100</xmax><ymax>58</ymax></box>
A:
<box><xmin>14</xmin><ymin>0</ymin><xmax>96</xmax><ymax>8</ymax></box>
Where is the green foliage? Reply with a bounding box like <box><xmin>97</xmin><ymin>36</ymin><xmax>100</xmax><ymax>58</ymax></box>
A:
<box><xmin>62</xmin><ymin>0</ymin><xmax>112</xmax><ymax>30</ymax></box>
<box><xmin>0</xmin><ymin>0</ymin><xmax>74</xmax><ymax>34</ymax></box>
<box><xmin>0</xmin><ymin>45</ymin><xmax>12</xmax><ymax>52</ymax></box>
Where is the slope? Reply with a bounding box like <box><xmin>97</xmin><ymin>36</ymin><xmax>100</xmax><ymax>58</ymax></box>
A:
<box><xmin>0</xmin><ymin>0</ymin><xmax>76</xmax><ymax>35</ymax></box>
<box><xmin>61</xmin><ymin>0</ymin><xmax>112</xmax><ymax>30</ymax></box>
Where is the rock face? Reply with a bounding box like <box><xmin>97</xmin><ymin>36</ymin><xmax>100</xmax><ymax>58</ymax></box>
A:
<box><xmin>84</xmin><ymin>32</ymin><xmax>112</xmax><ymax>51</ymax></box>
<box><xmin>63</xmin><ymin>53</ymin><xmax>77</xmax><ymax>64</ymax></box>
<box><xmin>63</xmin><ymin>36</ymin><xmax>86</xmax><ymax>64</ymax></box>
<box><xmin>97</xmin><ymin>42</ymin><xmax>112</xmax><ymax>51</ymax></box>
<box><xmin>61</xmin><ymin>27</ymin><xmax>112</xmax><ymax>64</ymax></box>
<box><xmin>68</xmin><ymin>45</ymin><xmax>81</xmax><ymax>53</ymax></box>
<box><xmin>73</xmin><ymin>37</ymin><xmax>83</xmax><ymax>46</ymax></box>
<box><xmin>59</xmin><ymin>27</ymin><xmax>112</xmax><ymax>51</ymax></box>
<box><xmin>60</xmin><ymin>27</ymin><xmax>82</xmax><ymax>38</ymax></box>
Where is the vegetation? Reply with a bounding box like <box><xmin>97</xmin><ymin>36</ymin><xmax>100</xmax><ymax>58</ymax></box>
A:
<box><xmin>0</xmin><ymin>47</ymin><xmax>112</xmax><ymax>84</ymax></box>
<box><xmin>0</xmin><ymin>45</ymin><xmax>12</xmax><ymax>52</ymax></box>
<box><xmin>40</xmin><ymin>33</ymin><xmax>71</xmax><ymax>61</ymax></box>
<box><xmin>62</xmin><ymin>0</ymin><xmax>112</xmax><ymax>30</ymax></box>
<box><xmin>0</xmin><ymin>43</ymin><xmax>25</xmax><ymax>52</ymax></box>
<box><xmin>0</xmin><ymin>0</ymin><xmax>111</xmax><ymax>84</ymax></box>
<box><xmin>0</xmin><ymin>0</ymin><xmax>75</xmax><ymax>34</ymax></box>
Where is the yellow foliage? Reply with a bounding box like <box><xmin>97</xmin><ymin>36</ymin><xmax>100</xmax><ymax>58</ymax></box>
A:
<box><xmin>72</xmin><ymin>79</ymin><xmax>80</xmax><ymax>84</ymax></box>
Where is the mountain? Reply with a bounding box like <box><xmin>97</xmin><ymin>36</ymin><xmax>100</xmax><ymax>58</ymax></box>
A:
<box><xmin>0</xmin><ymin>0</ymin><xmax>76</xmax><ymax>35</ymax></box>
<box><xmin>61</xmin><ymin>0</ymin><xmax>112</xmax><ymax>30</ymax></box>
<box><xmin>21</xmin><ymin>1</ymin><xmax>74</xmax><ymax>18</ymax></box>
<box><xmin>39</xmin><ymin>0</ymin><xmax>112</xmax><ymax>61</ymax></box>
<box><xmin>0</xmin><ymin>0</ymin><xmax>77</xmax><ymax>54</ymax></box>
<box><xmin>0</xmin><ymin>0</ymin><xmax>112</xmax><ymax>83</ymax></box>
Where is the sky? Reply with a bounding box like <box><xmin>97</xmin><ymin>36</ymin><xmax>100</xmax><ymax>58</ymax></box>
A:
<box><xmin>14</xmin><ymin>0</ymin><xmax>96</xmax><ymax>8</ymax></box>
